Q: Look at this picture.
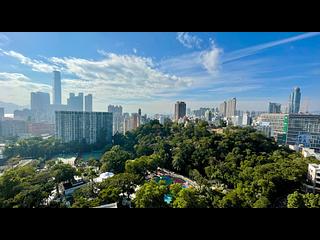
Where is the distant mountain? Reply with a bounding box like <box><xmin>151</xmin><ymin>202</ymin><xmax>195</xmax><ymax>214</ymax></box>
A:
<box><xmin>0</xmin><ymin>101</ymin><xmax>29</xmax><ymax>114</ymax></box>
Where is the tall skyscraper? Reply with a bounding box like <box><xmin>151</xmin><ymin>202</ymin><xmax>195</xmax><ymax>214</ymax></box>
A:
<box><xmin>123</xmin><ymin>116</ymin><xmax>131</xmax><ymax>134</ymax></box>
<box><xmin>205</xmin><ymin>110</ymin><xmax>212</xmax><ymax>122</ymax></box>
<box><xmin>174</xmin><ymin>101</ymin><xmax>186</xmax><ymax>121</ymax></box>
<box><xmin>14</xmin><ymin>109</ymin><xmax>32</xmax><ymax>121</ymax></box>
<box><xmin>242</xmin><ymin>113</ymin><xmax>251</xmax><ymax>126</ymax></box>
<box><xmin>122</xmin><ymin>113</ymin><xmax>141</xmax><ymax>134</ymax></box>
<box><xmin>108</xmin><ymin>105</ymin><xmax>123</xmax><ymax>134</ymax></box>
<box><xmin>0</xmin><ymin>107</ymin><xmax>4</xmax><ymax>121</ymax></box>
<box><xmin>219</xmin><ymin>101</ymin><xmax>227</xmax><ymax>117</ymax></box>
<box><xmin>55</xmin><ymin>111</ymin><xmax>112</xmax><ymax>144</ymax></box>
<box><xmin>67</xmin><ymin>93</ymin><xmax>83</xmax><ymax>111</ymax></box>
<box><xmin>138</xmin><ymin>108</ymin><xmax>142</xmax><ymax>125</ymax></box>
<box><xmin>31</xmin><ymin>92</ymin><xmax>50</xmax><ymax>111</ymax></box>
<box><xmin>269</xmin><ymin>102</ymin><xmax>281</xmax><ymax>113</ymax></box>
<box><xmin>131</xmin><ymin>113</ymin><xmax>140</xmax><ymax>129</ymax></box>
<box><xmin>226</xmin><ymin>98</ymin><xmax>236</xmax><ymax>118</ymax></box>
<box><xmin>53</xmin><ymin>70</ymin><xmax>61</xmax><ymax>105</ymax></box>
<box><xmin>289</xmin><ymin>87</ymin><xmax>301</xmax><ymax>113</ymax></box>
<box><xmin>85</xmin><ymin>94</ymin><xmax>93</xmax><ymax>112</ymax></box>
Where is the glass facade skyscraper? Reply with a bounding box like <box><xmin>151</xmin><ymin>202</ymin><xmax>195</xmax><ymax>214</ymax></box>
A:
<box><xmin>268</xmin><ymin>102</ymin><xmax>281</xmax><ymax>113</ymax></box>
<box><xmin>286</xmin><ymin>114</ymin><xmax>320</xmax><ymax>151</ymax></box>
<box><xmin>289</xmin><ymin>87</ymin><xmax>301</xmax><ymax>113</ymax></box>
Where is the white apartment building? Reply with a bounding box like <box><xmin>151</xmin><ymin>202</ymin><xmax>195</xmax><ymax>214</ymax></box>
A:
<box><xmin>55</xmin><ymin>111</ymin><xmax>113</xmax><ymax>144</ymax></box>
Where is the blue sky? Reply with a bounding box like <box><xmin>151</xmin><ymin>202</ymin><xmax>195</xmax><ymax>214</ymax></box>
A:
<box><xmin>0</xmin><ymin>32</ymin><xmax>319</xmax><ymax>114</ymax></box>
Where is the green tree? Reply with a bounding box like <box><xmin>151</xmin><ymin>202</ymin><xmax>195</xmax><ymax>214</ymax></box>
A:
<box><xmin>169</xmin><ymin>183</ymin><xmax>183</xmax><ymax>202</ymax></box>
<box><xmin>98</xmin><ymin>186</ymin><xmax>122</xmax><ymax>205</ymax></box>
<box><xmin>173</xmin><ymin>188</ymin><xmax>207</xmax><ymax>208</ymax></box>
<box><xmin>100</xmin><ymin>145</ymin><xmax>132</xmax><ymax>174</ymax></box>
<box><xmin>304</xmin><ymin>193</ymin><xmax>320</xmax><ymax>208</ymax></box>
<box><xmin>134</xmin><ymin>180</ymin><xmax>169</xmax><ymax>208</ymax></box>
<box><xmin>51</xmin><ymin>163</ymin><xmax>76</xmax><ymax>195</ymax></box>
<box><xmin>172</xmin><ymin>140</ymin><xmax>194</xmax><ymax>175</ymax></box>
<box><xmin>83</xmin><ymin>167</ymin><xmax>98</xmax><ymax>182</ymax></box>
<box><xmin>287</xmin><ymin>191</ymin><xmax>305</xmax><ymax>208</ymax></box>
<box><xmin>99</xmin><ymin>173</ymin><xmax>142</xmax><ymax>206</ymax></box>
<box><xmin>0</xmin><ymin>165</ymin><xmax>54</xmax><ymax>208</ymax></box>
<box><xmin>287</xmin><ymin>192</ymin><xmax>320</xmax><ymax>208</ymax></box>
<box><xmin>125</xmin><ymin>154</ymin><xmax>161</xmax><ymax>177</ymax></box>
<box><xmin>88</xmin><ymin>158</ymin><xmax>101</xmax><ymax>168</ymax></box>
<box><xmin>72</xmin><ymin>183</ymin><xmax>100</xmax><ymax>208</ymax></box>
<box><xmin>253</xmin><ymin>196</ymin><xmax>270</xmax><ymax>208</ymax></box>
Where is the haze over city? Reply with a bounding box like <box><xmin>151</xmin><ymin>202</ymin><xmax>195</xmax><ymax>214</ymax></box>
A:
<box><xmin>0</xmin><ymin>32</ymin><xmax>320</xmax><ymax>115</ymax></box>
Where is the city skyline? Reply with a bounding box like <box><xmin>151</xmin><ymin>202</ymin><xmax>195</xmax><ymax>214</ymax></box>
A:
<box><xmin>1</xmin><ymin>32</ymin><xmax>320</xmax><ymax>114</ymax></box>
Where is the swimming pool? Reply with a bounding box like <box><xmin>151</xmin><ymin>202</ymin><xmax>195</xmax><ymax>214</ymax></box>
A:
<box><xmin>164</xmin><ymin>194</ymin><xmax>172</xmax><ymax>204</ymax></box>
<box><xmin>155</xmin><ymin>175</ymin><xmax>188</xmax><ymax>188</ymax></box>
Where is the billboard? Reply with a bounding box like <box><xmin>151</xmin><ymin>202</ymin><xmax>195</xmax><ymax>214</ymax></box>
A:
<box><xmin>296</xmin><ymin>133</ymin><xmax>311</xmax><ymax>147</ymax></box>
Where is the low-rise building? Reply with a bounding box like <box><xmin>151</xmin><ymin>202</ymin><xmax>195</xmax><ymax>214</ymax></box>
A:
<box><xmin>94</xmin><ymin>203</ymin><xmax>118</xmax><ymax>208</ymax></box>
<box><xmin>301</xmin><ymin>148</ymin><xmax>320</xmax><ymax>160</ymax></box>
<box><xmin>257</xmin><ymin>113</ymin><xmax>287</xmax><ymax>143</ymax></box>
<box><xmin>286</xmin><ymin>114</ymin><xmax>320</xmax><ymax>151</ymax></box>
<box><xmin>0</xmin><ymin>120</ymin><xmax>28</xmax><ymax>138</ymax></box>
<box><xmin>63</xmin><ymin>180</ymin><xmax>87</xmax><ymax>196</ymax></box>
<box><xmin>28</xmin><ymin>122</ymin><xmax>55</xmax><ymax>136</ymax></box>
<box><xmin>93</xmin><ymin>172</ymin><xmax>114</xmax><ymax>183</ymax></box>
<box><xmin>305</xmin><ymin>164</ymin><xmax>320</xmax><ymax>193</ymax></box>
<box><xmin>255</xmin><ymin>122</ymin><xmax>273</xmax><ymax>138</ymax></box>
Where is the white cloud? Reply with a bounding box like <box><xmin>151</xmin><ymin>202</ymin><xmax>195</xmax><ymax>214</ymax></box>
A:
<box><xmin>0</xmin><ymin>34</ymin><xmax>10</xmax><ymax>46</ymax></box>
<box><xmin>50</xmin><ymin>52</ymin><xmax>192</xmax><ymax>110</ymax></box>
<box><xmin>200</xmin><ymin>41</ymin><xmax>223</xmax><ymax>73</ymax></box>
<box><xmin>165</xmin><ymin>32</ymin><xmax>320</xmax><ymax>76</ymax></box>
<box><xmin>2</xmin><ymin>32</ymin><xmax>320</xmax><ymax>113</ymax></box>
<box><xmin>207</xmin><ymin>85</ymin><xmax>262</xmax><ymax>93</ymax></box>
<box><xmin>161</xmin><ymin>40</ymin><xmax>223</xmax><ymax>76</ymax></box>
<box><xmin>0</xmin><ymin>72</ymin><xmax>51</xmax><ymax>105</ymax></box>
<box><xmin>0</xmin><ymin>48</ymin><xmax>193</xmax><ymax>110</ymax></box>
<box><xmin>133</xmin><ymin>48</ymin><xmax>137</xmax><ymax>54</ymax></box>
<box><xmin>222</xmin><ymin>32</ymin><xmax>320</xmax><ymax>64</ymax></box>
<box><xmin>0</xmin><ymin>49</ymin><xmax>56</xmax><ymax>73</ymax></box>
<box><xmin>177</xmin><ymin>32</ymin><xmax>202</xmax><ymax>49</ymax></box>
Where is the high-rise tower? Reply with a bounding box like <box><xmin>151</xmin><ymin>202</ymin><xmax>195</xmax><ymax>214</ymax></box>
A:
<box><xmin>53</xmin><ymin>71</ymin><xmax>61</xmax><ymax>105</ymax></box>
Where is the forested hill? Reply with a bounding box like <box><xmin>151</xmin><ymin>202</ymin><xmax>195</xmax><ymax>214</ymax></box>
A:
<box><xmin>1</xmin><ymin>120</ymin><xmax>319</xmax><ymax>208</ymax></box>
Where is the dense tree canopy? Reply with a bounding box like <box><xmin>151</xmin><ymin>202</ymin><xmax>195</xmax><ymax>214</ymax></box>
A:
<box><xmin>125</xmin><ymin>154</ymin><xmax>162</xmax><ymax>177</ymax></box>
<box><xmin>0</xmin><ymin>164</ymin><xmax>54</xmax><ymax>208</ymax></box>
<box><xmin>100</xmin><ymin>145</ymin><xmax>132</xmax><ymax>174</ymax></box>
<box><xmin>1</xmin><ymin>120</ymin><xmax>319</xmax><ymax>208</ymax></box>
<box><xmin>287</xmin><ymin>191</ymin><xmax>320</xmax><ymax>208</ymax></box>
<box><xmin>115</xmin><ymin>122</ymin><xmax>319</xmax><ymax>208</ymax></box>
<box><xmin>172</xmin><ymin>188</ymin><xmax>207</xmax><ymax>208</ymax></box>
<box><xmin>134</xmin><ymin>180</ymin><xmax>169</xmax><ymax>208</ymax></box>
<box><xmin>3</xmin><ymin>137</ymin><xmax>108</xmax><ymax>160</ymax></box>
<box><xmin>72</xmin><ymin>173</ymin><xmax>142</xmax><ymax>208</ymax></box>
